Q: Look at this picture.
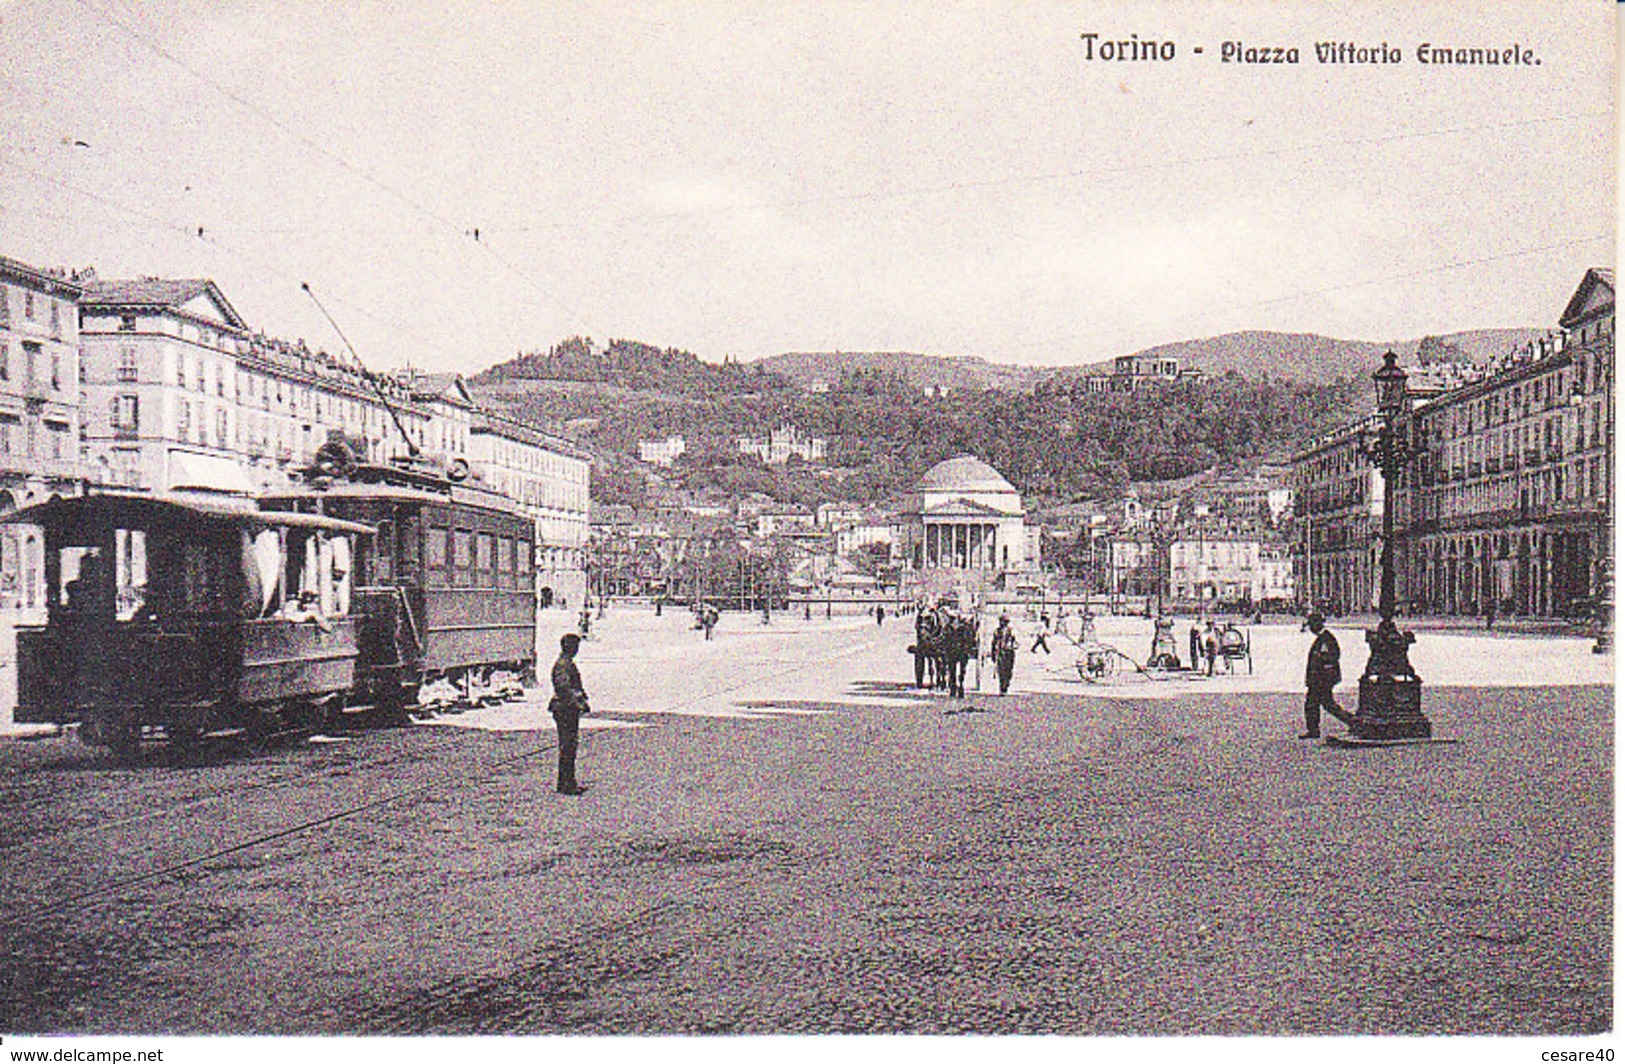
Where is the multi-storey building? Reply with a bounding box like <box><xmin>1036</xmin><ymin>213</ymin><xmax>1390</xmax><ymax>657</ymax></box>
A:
<box><xmin>737</xmin><ymin>425</ymin><xmax>827</xmax><ymax>465</ymax></box>
<box><xmin>638</xmin><ymin>436</ymin><xmax>686</xmax><ymax>466</ymax></box>
<box><xmin>1103</xmin><ymin>536</ymin><xmax>1158</xmax><ymax>598</ymax></box>
<box><xmin>470</xmin><ymin>409</ymin><xmax>591</xmax><ymax>607</ymax></box>
<box><xmin>1291</xmin><ymin>268</ymin><xmax>1613</xmax><ymax>622</ymax></box>
<box><xmin>1291</xmin><ymin>415</ymin><xmax>1384</xmax><ymax>616</ymax></box>
<box><xmin>0</xmin><ymin>256</ymin><xmax>88</xmax><ymax>616</ymax></box>
<box><xmin>1168</xmin><ymin>535</ymin><xmax>1263</xmax><ymax>604</ymax></box>
<box><xmin>77</xmin><ymin>272</ymin><xmax>591</xmax><ymax>605</ymax></box>
<box><xmin>80</xmin><ymin>277</ymin><xmax>423</xmax><ymax>493</ymax></box>
<box><xmin>1083</xmin><ymin>353</ymin><xmax>1203</xmax><ymax>393</ymax></box>
<box><xmin>1404</xmin><ymin>269</ymin><xmax>1612</xmax><ymax>619</ymax></box>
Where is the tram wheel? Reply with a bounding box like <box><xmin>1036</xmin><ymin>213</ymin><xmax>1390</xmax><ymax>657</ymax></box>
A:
<box><xmin>168</xmin><ymin>724</ymin><xmax>202</xmax><ymax>761</ymax></box>
<box><xmin>105</xmin><ymin>715</ymin><xmax>141</xmax><ymax>764</ymax></box>
<box><xmin>373</xmin><ymin>681</ymin><xmax>419</xmax><ymax>727</ymax></box>
<box><xmin>293</xmin><ymin>694</ymin><xmax>341</xmax><ymax>737</ymax></box>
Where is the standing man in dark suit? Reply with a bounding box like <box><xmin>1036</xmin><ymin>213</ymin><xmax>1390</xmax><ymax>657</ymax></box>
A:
<box><xmin>550</xmin><ymin>633</ymin><xmax>590</xmax><ymax>795</ymax></box>
<box><xmin>991</xmin><ymin>614</ymin><xmax>1017</xmax><ymax>695</ymax></box>
<box><xmin>1301</xmin><ymin>611</ymin><xmax>1352</xmax><ymax>738</ymax></box>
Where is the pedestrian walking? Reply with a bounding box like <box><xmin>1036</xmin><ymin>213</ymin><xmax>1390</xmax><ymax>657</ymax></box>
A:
<box><xmin>702</xmin><ymin>605</ymin><xmax>718</xmax><ymax>640</ymax></box>
<box><xmin>1189</xmin><ymin>624</ymin><xmax>1201</xmax><ymax>673</ymax></box>
<box><xmin>655</xmin><ymin>597</ymin><xmax>663</xmax><ymax>617</ymax></box>
<box><xmin>549</xmin><ymin>633</ymin><xmax>591</xmax><ymax>795</ymax></box>
<box><xmin>1203</xmin><ymin>621</ymin><xmax>1219</xmax><ymax>677</ymax></box>
<box><xmin>875</xmin><ymin>603</ymin><xmax>885</xmax><ymax>626</ymax></box>
<box><xmin>1300</xmin><ymin>611</ymin><xmax>1352</xmax><ymax>738</ymax></box>
<box><xmin>1030</xmin><ymin>625</ymin><xmax>1051</xmax><ymax>654</ymax></box>
<box><xmin>913</xmin><ymin>608</ymin><xmax>931</xmax><ymax>688</ymax></box>
<box><xmin>578</xmin><ymin>607</ymin><xmax>591</xmax><ymax>639</ymax></box>
<box><xmin>992</xmin><ymin>614</ymin><xmax>1017</xmax><ymax>695</ymax></box>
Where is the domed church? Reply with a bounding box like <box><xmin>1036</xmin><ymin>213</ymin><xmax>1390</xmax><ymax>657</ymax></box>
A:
<box><xmin>901</xmin><ymin>455</ymin><xmax>1028</xmax><ymax>587</ymax></box>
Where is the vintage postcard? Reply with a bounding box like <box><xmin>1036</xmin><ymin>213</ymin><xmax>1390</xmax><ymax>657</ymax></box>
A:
<box><xmin>0</xmin><ymin>1</ymin><xmax>1614</xmax><ymax>1060</ymax></box>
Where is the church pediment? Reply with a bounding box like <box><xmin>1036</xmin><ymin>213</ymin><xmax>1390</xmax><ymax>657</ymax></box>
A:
<box><xmin>922</xmin><ymin>497</ymin><xmax>1006</xmax><ymax>518</ymax></box>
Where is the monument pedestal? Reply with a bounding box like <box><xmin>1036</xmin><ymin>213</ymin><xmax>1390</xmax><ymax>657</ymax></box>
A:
<box><xmin>1349</xmin><ymin>620</ymin><xmax>1434</xmax><ymax>741</ymax></box>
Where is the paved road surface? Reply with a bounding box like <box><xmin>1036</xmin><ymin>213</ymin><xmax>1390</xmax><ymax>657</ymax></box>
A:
<box><xmin>0</xmin><ymin>608</ymin><xmax>1610</xmax><ymax>1034</ymax></box>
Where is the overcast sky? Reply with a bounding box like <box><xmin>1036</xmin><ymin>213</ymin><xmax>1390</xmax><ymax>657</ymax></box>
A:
<box><xmin>0</xmin><ymin>0</ymin><xmax>1614</xmax><ymax>373</ymax></box>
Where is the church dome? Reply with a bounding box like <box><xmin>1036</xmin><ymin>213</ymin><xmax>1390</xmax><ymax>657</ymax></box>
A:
<box><xmin>917</xmin><ymin>455</ymin><xmax>1017</xmax><ymax>494</ymax></box>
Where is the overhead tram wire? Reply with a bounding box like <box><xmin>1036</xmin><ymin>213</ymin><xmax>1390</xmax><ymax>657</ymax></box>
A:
<box><xmin>302</xmin><ymin>282</ymin><xmax>420</xmax><ymax>456</ymax></box>
<box><xmin>70</xmin><ymin>0</ymin><xmax>597</xmax><ymax>344</ymax></box>
<box><xmin>0</xmin><ymin>626</ymin><xmax>885</xmax><ymax>929</ymax></box>
<box><xmin>56</xmin><ymin>0</ymin><xmax>1610</xmax><ymax>347</ymax></box>
<box><xmin>998</xmin><ymin>232</ymin><xmax>1614</xmax><ymax>360</ymax></box>
<box><xmin>0</xmin><ymin>154</ymin><xmax>473</xmax><ymax>372</ymax></box>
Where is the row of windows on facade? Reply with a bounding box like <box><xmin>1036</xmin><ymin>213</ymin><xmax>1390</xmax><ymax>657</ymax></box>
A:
<box><xmin>0</xmin><ymin>340</ymin><xmax>69</xmax><ymax>390</ymax></box>
<box><xmin>97</xmin><ymin>328</ymin><xmax>586</xmax><ymax>485</ymax></box>
<box><xmin>1430</xmin><ymin>456</ymin><xmax>1607</xmax><ymax>517</ymax></box>
<box><xmin>1433</xmin><ymin>364</ymin><xmax>1607</xmax><ymax>441</ymax></box>
<box><xmin>0</xmin><ymin>286</ymin><xmax>69</xmax><ymax>337</ymax></box>
<box><xmin>1434</xmin><ymin>409</ymin><xmax>1606</xmax><ymax>478</ymax></box>
<box><xmin>0</xmin><ymin>415</ymin><xmax>72</xmax><ymax>460</ymax></box>
<box><xmin>117</xmin><ymin>347</ymin><xmax>463</xmax><ymax>448</ymax></box>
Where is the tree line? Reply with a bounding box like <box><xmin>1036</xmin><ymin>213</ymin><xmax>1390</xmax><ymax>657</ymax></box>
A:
<box><xmin>477</xmin><ymin>342</ymin><xmax>1365</xmax><ymax>509</ymax></box>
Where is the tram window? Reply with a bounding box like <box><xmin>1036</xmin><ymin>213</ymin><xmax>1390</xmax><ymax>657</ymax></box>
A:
<box><xmin>453</xmin><ymin>529</ymin><xmax>472</xmax><ymax>587</ymax></box>
<box><xmin>397</xmin><ymin>514</ymin><xmax>419</xmax><ymax>578</ymax></box>
<box><xmin>58</xmin><ymin>546</ymin><xmax>105</xmax><ymax>612</ymax></box>
<box><xmin>114</xmin><ymin>529</ymin><xmax>147</xmax><ymax>621</ymax></box>
<box><xmin>496</xmin><ymin>535</ymin><xmax>513</xmax><ymax>588</ymax></box>
<box><xmin>372</xmin><ymin>520</ymin><xmax>393</xmax><ymax>583</ymax></box>
<box><xmin>426</xmin><ymin>526</ymin><xmax>448</xmax><ymax>579</ymax></box>
<box><xmin>476</xmin><ymin>532</ymin><xmax>493</xmax><ymax>587</ymax></box>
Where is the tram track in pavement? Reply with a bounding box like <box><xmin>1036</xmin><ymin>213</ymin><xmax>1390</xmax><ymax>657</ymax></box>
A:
<box><xmin>1</xmin><ymin>626</ymin><xmax>883</xmax><ymax>929</ymax></box>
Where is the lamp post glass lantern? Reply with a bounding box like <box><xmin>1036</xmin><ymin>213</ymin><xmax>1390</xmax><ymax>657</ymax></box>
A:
<box><xmin>1352</xmin><ymin>350</ymin><xmax>1433</xmax><ymax>740</ymax></box>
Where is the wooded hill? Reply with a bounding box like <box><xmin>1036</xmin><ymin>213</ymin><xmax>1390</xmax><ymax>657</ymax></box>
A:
<box><xmin>472</xmin><ymin>335</ymin><xmax>1378</xmax><ymax>510</ymax></box>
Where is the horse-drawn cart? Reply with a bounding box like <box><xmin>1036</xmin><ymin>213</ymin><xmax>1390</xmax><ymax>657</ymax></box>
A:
<box><xmin>1216</xmin><ymin>623</ymin><xmax>1252</xmax><ymax>674</ymax></box>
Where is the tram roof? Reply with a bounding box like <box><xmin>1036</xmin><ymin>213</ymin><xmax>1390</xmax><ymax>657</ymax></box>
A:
<box><xmin>261</xmin><ymin>479</ymin><xmax>530</xmax><ymax>517</ymax></box>
<box><xmin>1</xmin><ymin>490</ymin><xmax>375</xmax><ymax>536</ymax></box>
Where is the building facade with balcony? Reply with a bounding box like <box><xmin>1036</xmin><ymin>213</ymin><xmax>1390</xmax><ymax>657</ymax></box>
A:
<box><xmin>1290</xmin><ymin>415</ymin><xmax>1384</xmax><ymax>616</ymax></box>
<box><xmin>78</xmin><ymin>273</ymin><xmax>594</xmax><ymax>609</ymax></box>
<box><xmin>80</xmin><ymin>277</ymin><xmax>427</xmax><ymax>494</ymax></box>
<box><xmin>470</xmin><ymin>409</ymin><xmax>591</xmax><ymax>609</ymax></box>
<box><xmin>1403</xmin><ymin>269</ymin><xmax>1612</xmax><ymax>620</ymax></box>
<box><xmin>0</xmin><ymin>256</ymin><xmax>89</xmax><ymax>617</ymax></box>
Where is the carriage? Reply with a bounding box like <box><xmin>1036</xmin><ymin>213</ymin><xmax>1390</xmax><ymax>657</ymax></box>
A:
<box><xmin>1214</xmin><ymin>623</ymin><xmax>1253</xmax><ymax>674</ymax></box>
<box><xmin>259</xmin><ymin>459</ymin><xmax>538</xmax><ymax>713</ymax></box>
<box><xmin>7</xmin><ymin>490</ymin><xmax>373</xmax><ymax>758</ymax></box>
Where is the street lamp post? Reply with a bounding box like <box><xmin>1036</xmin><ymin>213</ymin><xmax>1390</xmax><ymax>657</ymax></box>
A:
<box><xmin>1351</xmin><ymin>351</ymin><xmax>1433</xmax><ymax>741</ymax></box>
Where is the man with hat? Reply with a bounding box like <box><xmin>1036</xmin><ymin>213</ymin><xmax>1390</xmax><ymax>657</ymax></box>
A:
<box><xmin>1302</xmin><ymin>611</ymin><xmax>1353</xmax><ymax>738</ymax></box>
<box><xmin>549</xmin><ymin>632</ymin><xmax>591</xmax><ymax>795</ymax></box>
<box><xmin>991</xmin><ymin>613</ymin><xmax>1018</xmax><ymax>695</ymax></box>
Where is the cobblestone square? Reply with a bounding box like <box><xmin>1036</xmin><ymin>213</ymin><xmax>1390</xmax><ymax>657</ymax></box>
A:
<box><xmin>0</xmin><ymin>607</ymin><xmax>1611</xmax><ymax>1036</ymax></box>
